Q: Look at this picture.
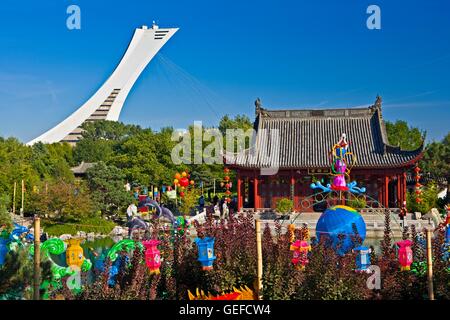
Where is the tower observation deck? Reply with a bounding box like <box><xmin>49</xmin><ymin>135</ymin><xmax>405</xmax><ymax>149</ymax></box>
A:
<box><xmin>27</xmin><ymin>22</ymin><xmax>178</xmax><ymax>145</ymax></box>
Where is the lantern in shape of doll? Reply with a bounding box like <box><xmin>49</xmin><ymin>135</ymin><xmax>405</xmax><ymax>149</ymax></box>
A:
<box><xmin>142</xmin><ymin>240</ymin><xmax>161</xmax><ymax>274</ymax></box>
<box><xmin>66</xmin><ymin>238</ymin><xmax>85</xmax><ymax>268</ymax></box>
<box><xmin>396</xmin><ymin>240</ymin><xmax>413</xmax><ymax>271</ymax></box>
<box><xmin>195</xmin><ymin>237</ymin><xmax>216</xmax><ymax>271</ymax></box>
<box><xmin>290</xmin><ymin>240</ymin><xmax>311</xmax><ymax>270</ymax></box>
<box><xmin>353</xmin><ymin>246</ymin><xmax>371</xmax><ymax>272</ymax></box>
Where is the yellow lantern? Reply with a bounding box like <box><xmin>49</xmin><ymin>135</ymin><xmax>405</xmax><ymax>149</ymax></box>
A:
<box><xmin>174</xmin><ymin>178</ymin><xmax>179</xmax><ymax>185</ymax></box>
<box><xmin>66</xmin><ymin>238</ymin><xmax>85</xmax><ymax>268</ymax></box>
<box><xmin>182</xmin><ymin>171</ymin><xmax>187</xmax><ymax>177</ymax></box>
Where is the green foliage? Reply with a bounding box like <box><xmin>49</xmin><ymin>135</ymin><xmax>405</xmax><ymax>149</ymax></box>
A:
<box><xmin>421</xmin><ymin>133</ymin><xmax>450</xmax><ymax>188</ymax></box>
<box><xmin>27</xmin><ymin>180</ymin><xmax>94</xmax><ymax>222</ymax></box>
<box><xmin>406</xmin><ymin>182</ymin><xmax>440</xmax><ymax>214</ymax></box>
<box><xmin>0</xmin><ymin>194</ymin><xmax>12</xmax><ymax>229</ymax></box>
<box><xmin>85</xmin><ymin>162</ymin><xmax>133</xmax><ymax>216</ymax></box>
<box><xmin>348</xmin><ymin>196</ymin><xmax>367</xmax><ymax>209</ymax></box>
<box><xmin>179</xmin><ymin>188</ymin><xmax>201</xmax><ymax>215</ymax></box>
<box><xmin>385</xmin><ymin>120</ymin><xmax>424</xmax><ymax>150</ymax></box>
<box><xmin>0</xmin><ymin>246</ymin><xmax>52</xmax><ymax>299</ymax></box>
<box><xmin>42</xmin><ymin>216</ymin><xmax>116</xmax><ymax>236</ymax></box>
<box><xmin>275</xmin><ymin>198</ymin><xmax>293</xmax><ymax>213</ymax></box>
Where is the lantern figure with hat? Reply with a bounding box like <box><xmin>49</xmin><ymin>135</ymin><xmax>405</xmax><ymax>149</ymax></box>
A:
<box><xmin>66</xmin><ymin>238</ymin><xmax>85</xmax><ymax>268</ymax></box>
<box><xmin>195</xmin><ymin>237</ymin><xmax>216</xmax><ymax>270</ymax></box>
<box><xmin>396</xmin><ymin>239</ymin><xmax>413</xmax><ymax>271</ymax></box>
<box><xmin>290</xmin><ymin>240</ymin><xmax>311</xmax><ymax>270</ymax></box>
<box><xmin>142</xmin><ymin>240</ymin><xmax>161</xmax><ymax>274</ymax></box>
<box><xmin>353</xmin><ymin>246</ymin><xmax>371</xmax><ymax>272</ymax></box>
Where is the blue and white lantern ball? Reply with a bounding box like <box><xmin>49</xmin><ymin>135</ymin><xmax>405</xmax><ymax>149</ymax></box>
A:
<box><xmin>316</xmin><ymin>205</ymin><xmax>366</xmax><ymax>255</ymax></box>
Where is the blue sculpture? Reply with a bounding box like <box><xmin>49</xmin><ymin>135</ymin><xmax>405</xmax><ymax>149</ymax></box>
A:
<box><xmin>316</xmin><ymin>205</ymin><xmax>366</xmax><ymax>255</ymax></box>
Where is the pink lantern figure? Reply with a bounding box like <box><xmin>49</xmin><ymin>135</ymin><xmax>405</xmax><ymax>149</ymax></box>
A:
<box><xmin>290</xmin><ymin>240</ymin><xmax>311</xmax><ymax>270</ymax></box>
<box><xmin>142</xmin><ymin>240</ymin><xmax>161</xmax><ymax>274</ymax></box>
<box><xmin>396</xmin><ymin>240</ymin><xmax>413</xmax><ymax>271</ymax></box>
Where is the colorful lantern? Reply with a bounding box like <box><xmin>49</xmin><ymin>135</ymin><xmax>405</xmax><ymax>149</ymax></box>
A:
<box><xmin>66</xmin><ymin>238</ymin><xmax>85</xmax><ymax>268</ymax></box>
<box><xmin>175</xmin><ymin>173</ymin><xmax>181</xmax><ymax>180</ymax></box>
<box><xmin>353</xmin><ymin>246</ymin><xmax>371</xmax><ymax>272</ymax></box>
<box><xmin>290</xmin><ymin>240</ymin><xmax>311</xmax><ymax>270</ymax></box>
<box><xmin>182</xmin><ymin>171</ymin><xmax>187</xmax><ymax>177</ymax></box>
<box><xmin>174</xmin><ymin>178</ymin><xmax>179</xmax><ymax>185</ymax></box>
<box><xmin>180</xmin><ymin>177</ymin><xmax>189</xmax><ymax>187</ymax></box>
<box><xmin>142</xmin><ymin>240</ymin><xmax>161</xmax><ymax>274</ymax></box>
<box><xmin>396</xmin><ymin>240</ymin><xmax>413</xmax><ymax>271</ymax></box>
<box><xmin>195</xmin><ymin>237</ymin><xmax>216</xmax><ymax>271</ymax></box>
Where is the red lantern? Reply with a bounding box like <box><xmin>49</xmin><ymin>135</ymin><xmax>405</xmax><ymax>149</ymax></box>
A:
<box><xmin>396</xmin><ymin>240</ymin><xmax>413</xmax><ymax>271</ymax></box>
<box><xmin>142</xmin><ymin>240</ymin><xmax>161</xmax><ymax>274</ymax></box>
<box><xmin>290</xmin><ymin>240</ymin><xmax>311</xmax><ymax>270</ymax></box>
<box><xmin>225</xmin><ymin>190</ymin><xmax>231</xmax><ymax>195</ymax></box>
<box><xmin>180</xmin><ymin>191</ymin><xmax>185</xmax><ymax>198</ymax></box>
<box><xmin>179</xmin><ymin>177</ymin><xmax>189</xmax><ymax>187</ymax></box>
<box><xmin>224</xmin><ymin>176</ymin><xmax>230</xmax><ymax>181</ymax></box>
<box><xmin>224</xmin><ymin>168</ymin><xmax>230</xmax><ymax>174</ymax></box>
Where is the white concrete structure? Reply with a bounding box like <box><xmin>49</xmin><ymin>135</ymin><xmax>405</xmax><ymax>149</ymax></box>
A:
<box><xmin>27</xmin><ymin>23</ymin><xmax>178</xmax><ymax>145</ymax></box>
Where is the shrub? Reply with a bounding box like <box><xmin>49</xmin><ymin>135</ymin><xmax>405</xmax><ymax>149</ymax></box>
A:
<box><xmin>348</xmin><ymin>196</ymin><xmax>367</xmax><ymax>209</ymax></box>
<box><xmin>275</xmin><ymin>198</ymin><xmax>293</xmax><ymax>214</ymax></box>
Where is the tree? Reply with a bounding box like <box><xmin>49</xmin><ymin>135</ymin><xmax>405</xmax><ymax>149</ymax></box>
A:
<box><xmin>27</xmin><ymin>180</ymin><xmax>93</xmax><ymax>222</ymax></box>
<box><xmin>85</xmin><ymin>162</ymin><xmax>133</xmax><ymax>216</ymax></box>
<box><xmin>385</xmin><ymin>120</ymin><xmax>424</xmax><ymax>150</ymax></box>
<box><xmin>421</xmin><ymin>132</ymin><xmax>450</xmax><ymax>200</ymax></box>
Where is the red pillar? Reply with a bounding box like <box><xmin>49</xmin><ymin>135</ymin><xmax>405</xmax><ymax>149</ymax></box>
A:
<box><xmin>402</xmin><ymin>172</ymin><xmax>407</xmax><ymax>206</ymax></box>
<box><xmin>254</xmin><ymin>173</ymin><xmax>259</xmax><ymax>210</ymax></box>
<box><xmin>396</xmin><ymin>174</ymin><xmax>401</xmax><ymax>208</ymax></box>
<box><xmin>237</xmin><ymin>172</ymin><xmax>242</xmax><ymax>211</ymax></box>
<box><xmin>384</xmin><ymin>176</ymin><xmax>390</xmax><ymax>208</ymax></box>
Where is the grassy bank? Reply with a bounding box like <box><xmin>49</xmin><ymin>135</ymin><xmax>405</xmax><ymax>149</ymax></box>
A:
<box><xmin>42</xmin><ymin>217</ymin><xmax>117</xmax><ymax>236</ymax></box>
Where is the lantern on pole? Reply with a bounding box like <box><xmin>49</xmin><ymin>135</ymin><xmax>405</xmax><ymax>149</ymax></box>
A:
<box><xmin>290</xmin><ymin>240</ymin><xmax>311</xmax><ymax>270</ymax></box>
<box><xmin>66</xmin><ymin>238</ymin><xmax>85</xmax><ymax>268</ymax></box>
<box><xmin>353</xmin><ymin>246</ymin><xmax>371</xmax><ymax>272</ymax></box>
<box><xmin>396</xmin><ymin>240</ymin><xmax>413</xmax><ymax>271</ymax></box>
<box><xmin>142</xmin><ymin>240</ymin><xmax>161</xmax><ymax>274</ymax></box>
<box><xmin>195</xmin><ymin>237</ymin><xmax>216</xmax><ymax>270</ymax></box>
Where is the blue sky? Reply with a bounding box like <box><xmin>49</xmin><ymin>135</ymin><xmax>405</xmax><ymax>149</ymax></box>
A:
<box><xmin>0</xmin><ymin>0</ymin><xmax>449</xmax><ymax>143</ymax></box>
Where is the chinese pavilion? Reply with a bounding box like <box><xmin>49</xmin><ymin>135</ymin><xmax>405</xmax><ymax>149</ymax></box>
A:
<box><xmin>228</xmin><ymin>97</ymin><xmax>424</xmax><ymax>212</ymax></box>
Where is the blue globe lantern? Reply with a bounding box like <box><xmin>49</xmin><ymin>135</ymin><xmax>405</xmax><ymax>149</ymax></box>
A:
<box><xmin>353</xmin><ymin>246</ymin><xmax>371</xmax><ymax>272</ymax></box>
<box><xmin>195</xmin><ymin>237</ymin><xmax>216</xmax><ymax>271</ymax></box>
<box><xmin>316</xmin><ymin>205</ymin><xmax>366</xmax><ymax>255</ymax></box>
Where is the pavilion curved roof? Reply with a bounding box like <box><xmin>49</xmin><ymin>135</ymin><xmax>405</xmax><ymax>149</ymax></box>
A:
<box><xmin>227</xmin><ymin>97</ymin><xmax>423</xmax><ymax>170</ymax></box>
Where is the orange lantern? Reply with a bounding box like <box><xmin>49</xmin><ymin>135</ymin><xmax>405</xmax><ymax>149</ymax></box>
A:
<box><xmin>175</xmin><ymin>173</ymin><xmax>181</xmax><ymax>180</ymax></box>
<box><xmin>182</xmin><ymin>171</ymin><xmax>187</xmax><ymax>177</ymax></box>
<box><xmin>190</xmin><ymin>180</ymin><xmax>195</xmax><ymax>186</ymax></box>
<box><xmin>224</xmin><ymin>168</ymin><xmax>230</xmax><ymax>174</ymax></box>
<box><xmin>224</xmin><ymin>176</ymin><xmax>230</xmax><ymax>181</ymax></box>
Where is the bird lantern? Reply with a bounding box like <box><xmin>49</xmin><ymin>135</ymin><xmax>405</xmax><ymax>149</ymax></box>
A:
<box><xmin>353</xmin><ymin>246</ymin><xmax>371</xmax><ymax>272</ymax></box>
<box><xmin>290</xmin><ymin>240</ymin><xmax>311</xmax><ymax>270</ymax></box>
<box><xmin>66</xmin><ymin>238</ymin><xmax>85</xmax><ymax>268</ymax></box>
<box><xmin>142</xmin><ymin>240</ymin><xmax>161</xmax><ymax>274</ymax></box>
<box><xmin>195</xmin><ymin>237</ymin><xmax>216</xmax><ymax>271</ymax></box>
<box><xmin>396</xmin><ymin>240</ymin><xmax>413</xmax><ymax>271</ymax></box>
